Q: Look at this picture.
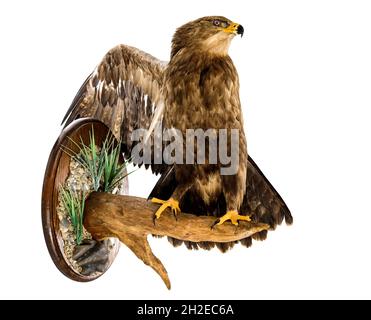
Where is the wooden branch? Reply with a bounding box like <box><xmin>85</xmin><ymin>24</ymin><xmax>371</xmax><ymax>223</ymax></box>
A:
<box><xmin>83</xmin><ymin>192</ymin><xmax>269</xmax><ymax>289</ymax></box>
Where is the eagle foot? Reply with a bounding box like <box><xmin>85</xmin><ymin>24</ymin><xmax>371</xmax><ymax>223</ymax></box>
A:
<box><xmin>211</xmin><ymin>210</ymin><xmax>251</xmax><ymax>228</ymax></box>
<box><xmin>151</xmin><ymin>197</ymin><xmax>181</xmax><ymax>223</ymax></box>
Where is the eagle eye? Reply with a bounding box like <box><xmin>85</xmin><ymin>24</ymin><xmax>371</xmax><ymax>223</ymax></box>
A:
<box><xmin>213</xmin><ymin>20</ymin><xmax>221</xmax><ymax>27</ymax></box>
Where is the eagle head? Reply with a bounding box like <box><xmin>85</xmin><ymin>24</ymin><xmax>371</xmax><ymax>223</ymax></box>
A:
<box><xmin>171</xmin><ymin>16</ymin><xmax>244</xmax><ymax>59</ymax></box>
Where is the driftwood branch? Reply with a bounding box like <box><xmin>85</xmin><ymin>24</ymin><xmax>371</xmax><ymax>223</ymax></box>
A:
<box><xmin>83</xmin><ymin>192</ymin><xmax>269</xmax><ymax>289</ymax></box>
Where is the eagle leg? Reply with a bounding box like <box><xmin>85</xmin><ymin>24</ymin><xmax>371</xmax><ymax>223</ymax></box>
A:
<box><xmin>211</xmin><ymin>210</ymin><xmax>251</xmax><ymax>228</ymax></box>
<box><xmin>151</xmin><ymin>197</ymin><xmax>181</xmax><ymax>222</ymax></box>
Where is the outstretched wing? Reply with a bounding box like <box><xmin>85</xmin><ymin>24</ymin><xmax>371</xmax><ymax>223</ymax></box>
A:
<box><xmin>148</xmin><ymin>156</ymin><xmax>292</xmax><ymax>252</ymax></box>
<box><xmin>62</xmin><ymin>45</ymin><xmax>167</xmax><ymax>173</ymax></box>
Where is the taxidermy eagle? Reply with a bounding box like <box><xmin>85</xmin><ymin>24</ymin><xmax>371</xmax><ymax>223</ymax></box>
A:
<box><xmin>62</xmin><ymin>16</ymin><xmax>293</xmax><ymax>252</ymax></box>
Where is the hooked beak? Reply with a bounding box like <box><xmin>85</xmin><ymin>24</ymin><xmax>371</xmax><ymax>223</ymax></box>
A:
<box><xmin>224</xmin><ymin>22</ymin><xmax>244</xmax><ymax>37</ymax></box>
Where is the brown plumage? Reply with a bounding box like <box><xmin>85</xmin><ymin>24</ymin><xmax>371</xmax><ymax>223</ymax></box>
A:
<box><xmin>63</xmin><ymin>16</ymin><xmax>292</xmax><ymax>253</ymax></box>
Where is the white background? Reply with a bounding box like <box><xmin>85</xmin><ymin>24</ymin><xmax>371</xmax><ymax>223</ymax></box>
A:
<box><xmin>0</xmin><ymin>0</ymin><xmax>370</xmax><ymax>299</ymax></box>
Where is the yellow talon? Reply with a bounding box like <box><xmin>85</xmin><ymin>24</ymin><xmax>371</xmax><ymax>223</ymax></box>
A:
<box><xmin>216</xmin><ymin>210</ymin><xmax>251</xmax><ymax>226</ymax></box>
<box><xmin>151</xmin><ymin>197</ymin><xmax>181</xmax><ymax>220</ymax></box>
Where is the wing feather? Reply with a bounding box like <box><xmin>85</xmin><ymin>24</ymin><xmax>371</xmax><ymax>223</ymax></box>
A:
<box><xmin>241</xmin><ymin>156</ymin><xmax>293</xmax><ymax>229</ymax></box>
<box><xmin>62</xmin><ymin>45</ymin><xmax>167</xmax><ymax>173</ymax></box>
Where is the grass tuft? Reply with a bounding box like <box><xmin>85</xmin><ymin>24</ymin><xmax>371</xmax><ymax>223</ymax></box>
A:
<box><xmin>102</xmin><ymin>140</ymin><xmax>131</xmax><ymax>192</ymax></box>
<box><xmin>60</xmin><ymin>187</ymin><xmax>85</xmax><ymax>245</ymax></box>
